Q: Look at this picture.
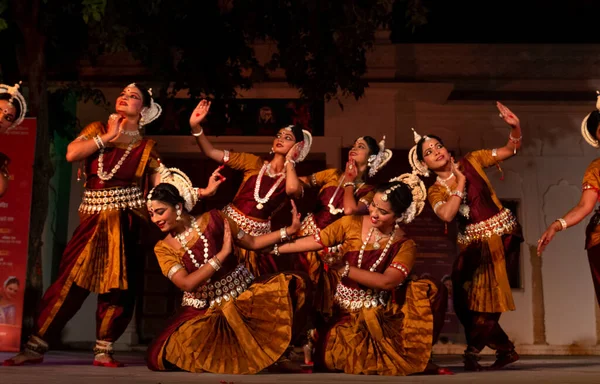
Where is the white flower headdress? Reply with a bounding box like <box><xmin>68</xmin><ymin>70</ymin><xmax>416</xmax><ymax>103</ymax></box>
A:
<box><xmin>408</xmin><ymin>128</ymin><xmax>431</xmax><ymax>177</ymax></box>
<box><xmin>283</xmin><ymin>125</ymin><xmax>313</xmax><ymax>163</ymax></box>
<box><xmin>382</xmin><ymin>172</ymin><xmax>427</xmax><ymax>224</ymax></box>
<box><xmin>147</xmin><ymin>164</ymin><xmax>198</xmax><ymax>212</ymax></box>
<box><xmin>127</xmin><ymin>83</ymin><xmax>162</xmax><ymax>127</ymax></box>
<box><xmin>581</xmin><ymin>91</ymin><xmax>600</xmax><ymax>148</ymax></box>
<box><xmin>366</xmin><ymin>135</ymin><xmax>393</xmax><ymax>177</ymax></box>
<box><xmin>0</xmin><ymin>82</ymin><xmax>27</xmax><ymax>129</ymax></box>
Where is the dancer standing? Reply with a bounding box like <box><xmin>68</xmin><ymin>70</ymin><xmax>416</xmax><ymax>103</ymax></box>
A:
<box><xmin>4</xmin><ymin>83</ymin><xmax>165</xmax><ymax>367</ymax></box>
<box><xmin>410</xmin><ymin>102</ymin><xmax>523</xmax><ymax>371</ymax></box>
<box><xmin>538</xmin><ymin>91</ymin><xmax>600</xmax><ymax>308</ymax></box>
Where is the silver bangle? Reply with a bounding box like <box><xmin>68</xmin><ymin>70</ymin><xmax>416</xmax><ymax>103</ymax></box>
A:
<box><xmin>167</xmin><ymin>264</ymin><xmax>184</xmax><ymax>280</ymax></box>
<box><xmin>450</xmin><ymin>190</ymin><xmax>464</xmax><ymax>199</ymax></box>
<box><xmin>343</xmin><ymin>182</ymin><xmax>355</xmax><ymax>189</ymax></box>
<box><xmin>222</xmin><ymin>149</ymin><xmax>230</xmax><ymax>163</ymax></box>
<box><xmin>93</xmin><ymin>135</ymin><xmax>105</xmax><ymax>150</ymax></box>
<box><xmin>556</xmin><ymin>218</ymin><xmax>567</xmax><ymax>231</ymax></box>
<box><xmin>236</xmin><ymin>229</ymin><xmax>246</xmax><ymax>240</ymax></box>
<box><xmin>280</xmin><ymin>227</ymin><xmax>289</xmax><ymax>242</ymax></box>
<box><xmin>192</xmin><ymin>128</ymin><xmax>203</xmax><ymax>137</ymax></box>
<box><xmin>509</xmin><ymin>134</ymin><xmax>522</xmax><ymax>142</ymax></box>
<box><xmin>208</xmin><ymin>257</ymin><xmax>221</xmax><ymax>271</ymax></box>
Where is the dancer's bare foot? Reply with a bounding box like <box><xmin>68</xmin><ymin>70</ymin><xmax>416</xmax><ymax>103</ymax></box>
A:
<box><xmin>423</xmin><ymin>360</ymin><xmax>454</xmax><ymax>375</ymax></box>
<box><xmin>93</xmin><ymin>353</ymin><xmax>125</xmax><ymax>368</ymax></box>
<box><xmin>2</xmin><ymin>350</ymin><xmax>44</xmax><ymax>366</ymax></box>
<box><xmin>489</xmin><ymin>349</ymin><xmax>519</xmax><ymax>370</ymax></box>
<box><xmin>464</xmin><ymin>351</ymin><xmax>485</xmax><ymax>371</ymax></box>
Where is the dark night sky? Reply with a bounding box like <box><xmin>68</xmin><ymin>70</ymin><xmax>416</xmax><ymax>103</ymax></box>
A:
<box><xmin>391</xmin><ymin>0</ymin><xmax>600</xmax><ymax>43</ymax></box>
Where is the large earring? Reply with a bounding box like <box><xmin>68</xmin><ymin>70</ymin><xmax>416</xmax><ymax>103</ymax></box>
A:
<box><xmin>176</xmin><ymin>207</ymin><xmax>182</xmax><ymax>221</ymax></box>
<box><xmin>270</xmin><ymin>147</ymin><xmax>274</xmax><ymax>155</ymax></box>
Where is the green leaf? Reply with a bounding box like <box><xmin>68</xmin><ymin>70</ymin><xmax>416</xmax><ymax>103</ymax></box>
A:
<box><xmin>0</xmin><ymin>18</ymin><xmax>7</xmax><ymax>32</ymax></box>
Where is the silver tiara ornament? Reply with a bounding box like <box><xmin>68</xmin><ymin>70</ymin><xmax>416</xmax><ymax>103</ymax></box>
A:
<box><xmin>0</xmin><ymin>82</ymin><xmax>27</xmax><ymax>129</ymax></box>
<box><xmin>408</xmin><ymin>128</ymin><xmax>430</xmax><ymax>177</ymax></box>
<box><xmin>367</xmin><ymin>135</ymin><xmax>393</xmax><ymax>177</ymax></box>
<box><xmin>581</xmin><ymin>91</ymin><xmax>600</xmax><ymax>148</ymax></box>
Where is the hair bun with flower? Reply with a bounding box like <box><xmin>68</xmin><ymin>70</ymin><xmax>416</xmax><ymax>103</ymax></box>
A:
<box><xmin>127</xmin><ymin>83</ymin><xmax>162</xmax><ymax>127</ymax></box>
<box><xmin>367</xmin><ymin>135</ymin><xmax>393</xmax><ymax>177</ymax></box>
<box><xmin>283</xmin><ymin>125</ymin><xmax>313</xmax><ymax>163</ymax></box>
<box><xmin>386</xmin><ymin>172</ymin><xmax>427</xmax><ymax>224</ymax></box>
<box><xmin>408</xmin><ymin>128</ymin><xmax>431</xmax><ymax>177</ymax></box>
<box><xmin>147</xmin><ymin>163</ymin><xmax>197</xmax><ymax>212</ymax></box>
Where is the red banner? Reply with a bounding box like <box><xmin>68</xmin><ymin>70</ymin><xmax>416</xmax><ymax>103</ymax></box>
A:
<box><xmin>0</xmin><ymin>118</ymin><xmax>37</xmax><ymax>352</ymax></box>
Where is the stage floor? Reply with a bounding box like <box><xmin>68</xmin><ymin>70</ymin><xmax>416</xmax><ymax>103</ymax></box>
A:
<box><xmin>2</xmin><ymin>351</ymin><xmax>600</xmax><ymax>383</ymax></box>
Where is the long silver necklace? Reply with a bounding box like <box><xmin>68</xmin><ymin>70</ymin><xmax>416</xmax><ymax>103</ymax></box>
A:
<box><xmin>357</xmin><ymin>225</ymin><xmax>397</xmax><ymax>272</ymax></box>
<box><xmin>254</xmin><ymin>163</ymin><xmax>286</xmax><ymax>210</ymax></box>
<box><xmin>174</xmin><ymin>219</ymin><xmax>210</xmax><ymax>269</ymax></box>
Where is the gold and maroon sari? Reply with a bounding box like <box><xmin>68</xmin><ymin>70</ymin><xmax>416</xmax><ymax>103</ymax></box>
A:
<box><xmin>34</xmin><ymin>122</ymin><xmax>159</xmax><ymax>344</ymax></box>
<box><xmin>428</xmin><ymin>149</ymin><xmax>522</xmax><ymax>353</ymax></box>
<box><xmin>312</xmin><ymin>215</ymin><xmax>441</xmax><ymax>376</ymax></box>
<box><xmin>222</xmin><ymin>151</ymin><xmax>289</xmax><ymax>276</ymax></box>
<box><xmin>297</xmin><ymin>168</ymin><xmax>374</xmax><ymax>316</ymax></box>
<box><xmin>147</xmin><ymin>209</ymin><xmax>310</xmax><ymax>374</ymax></box>
<box><xmin>582</xmin><ymin>158</ymin><xmax>600</xmax><ymax>307</ymax></box>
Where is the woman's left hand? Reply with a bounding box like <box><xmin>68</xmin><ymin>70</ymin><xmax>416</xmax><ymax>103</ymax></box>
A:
<box><xmin>288</xmin><ymin>200</ymin><xmax>302</xmax><ymax>234</ymax></box>
<box><xmin>202</xmin><ymin>166</ymin><xmax>226</xmax><ymax>197</ymax></box>
<box><xmin>344</xmin><ymin>159</ymin><xmax>358</xmax><ymax>182</ymax></box>
<box><xmin>286</xmin><ymin>142</ymin><xmax>303</xmax><ymax>164</ymax></box>
<box><xmin>496</xmin><ymin>102</ymin><xmax>520</xmax><ymax>128</ymax></box>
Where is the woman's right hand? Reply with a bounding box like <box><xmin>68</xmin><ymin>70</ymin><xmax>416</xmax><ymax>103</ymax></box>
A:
<box><xmin>189</xmin><ymin>99</ymin><xmax>212</xmax><ymax>129</ymax></box>
<box><xmin>451</xmin><ymin>157</ymin><xmax>465</xmax><ymax>182</ymax></box>
<box><xmin>537</xmin><ymin>222</ymin><xmax>560</xmax><ymax>256</ymax></box>
<box><xmin>105</xmin><ymin>113</ymin><xmax>125</xmax><ymax>142</ymax></box>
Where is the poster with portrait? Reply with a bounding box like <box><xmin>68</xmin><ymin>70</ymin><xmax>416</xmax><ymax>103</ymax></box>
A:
<box><xmin>0</xmin><ymin>118</ymin><xmax>36</xmax><ymax>351</ymax></box>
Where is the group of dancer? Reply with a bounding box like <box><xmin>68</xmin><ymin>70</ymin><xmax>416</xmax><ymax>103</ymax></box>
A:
<box><xmin>1</xmin><ymin>80</ymin><xmax>600</xmax><ymax>376</ymax></box>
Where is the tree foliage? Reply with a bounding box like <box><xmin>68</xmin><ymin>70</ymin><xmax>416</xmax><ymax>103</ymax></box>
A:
<box><xmin>0</xmin><ymin>0</ymin><xmax>422</xmax><ymax>337</ymax></box>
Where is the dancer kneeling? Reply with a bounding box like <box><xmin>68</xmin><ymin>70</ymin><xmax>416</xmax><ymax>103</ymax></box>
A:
<box><xmin>274</xmin><ymin>173</ymin><xmax>450</xmax><ymax>376</ymax></box>
<box><xmin>146</xmin><ymin>166</ymin><xmax>310</xmax><ymax>374</ymax></box>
